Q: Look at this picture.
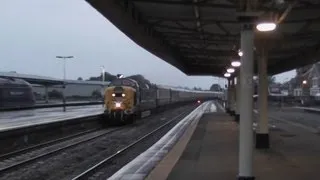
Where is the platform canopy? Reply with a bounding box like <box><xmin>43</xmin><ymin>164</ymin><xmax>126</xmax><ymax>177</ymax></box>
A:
<box><xmin>87</xmin><ymin>0</ymin><xmax>320</xmax><ymax>77</ymax></box>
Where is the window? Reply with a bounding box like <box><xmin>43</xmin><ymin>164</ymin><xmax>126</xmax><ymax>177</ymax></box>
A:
<box><xmin>313</xmin><ymin>77</ymin><xmax>318</xmax><ymax>87</ymax></box>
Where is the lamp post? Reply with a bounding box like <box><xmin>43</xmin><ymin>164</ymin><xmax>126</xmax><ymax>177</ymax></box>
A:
<box><xmin>101</xmin><ymin>66</ymin><xmax>105</xmax><ymax>82</ymax></box>
<box><xmin>56</xmin><ymin>56</ymin><xmax>74</xmax><ymax>112</ymax></box>
<box><xmin>101</xmin><ymin>66</ymin><xmax>105</xmax><ymax>106</ymax></box>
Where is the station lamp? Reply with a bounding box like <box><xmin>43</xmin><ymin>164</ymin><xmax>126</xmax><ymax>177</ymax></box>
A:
<box><xmin>256</xmin><ymin>22</ymin><xmax>277</xmax><ymax>32</ymax></box>
<box><xmin>227</xmin><ymin>68</ymin><xmax>235</xmax><ymax>73</ymax></box>
<box><xmin>224</xmin><ymin>73</ymin><xmax>231</xmax><ymax>78</ymax></box>
<box><xmin>238</xmin><ymin>50</ymin><xmax>243</xmax><ymax>57</ymax></box>
<box><xmin>231</xmin><ymin>61</ymin><xmax>241</xmax><ymax>67</ymax></box>
<box><xmin>302</xmin><ymin>80</ymin><xmax>307</xmax><ymax>85</ymax></box>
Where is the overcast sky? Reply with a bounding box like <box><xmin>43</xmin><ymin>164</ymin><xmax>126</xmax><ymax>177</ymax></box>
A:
<box><xmin>0</xmin><ymin>0</ymin><xmax>296</xmax><ymax>89</ymax></box>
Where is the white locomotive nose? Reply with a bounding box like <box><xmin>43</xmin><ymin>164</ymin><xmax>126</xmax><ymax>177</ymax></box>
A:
<box><xmin>115</xmin><ymin>102</ymin><xmax>121</xmax><ymax>108</ymax></box>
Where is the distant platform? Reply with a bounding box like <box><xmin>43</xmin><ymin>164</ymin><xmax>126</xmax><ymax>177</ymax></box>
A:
<box><xmin>0</xmin><ymin>105</ymin><xmax>104</xmax><ymax>132</ymax></box>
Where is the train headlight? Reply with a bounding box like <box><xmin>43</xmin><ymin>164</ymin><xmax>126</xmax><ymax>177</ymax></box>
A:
<box><xmin>112</xmin><ymin>93</ymin><xmax>115</xmax><ymax>97</ymax></box>
<box><xmin>122</xmin><ymin>93</ymin><xmax>125</xmax><ymax>97</ymax></box>
<box><xmin>115</xmin><ymin>102</ymin><xmax>121</xmax><ymax>108</ymax></box>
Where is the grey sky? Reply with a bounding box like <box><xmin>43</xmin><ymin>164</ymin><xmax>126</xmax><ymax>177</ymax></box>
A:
<box><xmin>0</xmin><ymin>0</ymin><xmax>295</xmax><ymax>89</ymax></box>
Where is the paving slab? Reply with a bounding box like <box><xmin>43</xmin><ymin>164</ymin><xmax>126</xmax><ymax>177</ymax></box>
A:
<box><xmin>149</xmin><ymin>111</ymin><xmax>320</xmax><ymax>180</ymax></box>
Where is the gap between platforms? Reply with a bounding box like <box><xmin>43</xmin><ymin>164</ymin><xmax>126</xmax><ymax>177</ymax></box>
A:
<box><xmin>253</xmin><ymin>109</ymin><xmax>320</xmax><ymax>134</ymax></box>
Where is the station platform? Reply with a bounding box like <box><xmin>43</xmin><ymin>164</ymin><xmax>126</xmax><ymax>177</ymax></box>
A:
<box><xmin>0</xmin><ymin>105</ymin><xmax>104</xmax><ymax>132</ymax></box>
<box><xmin>35</xmin><ymin>100</ymin><xmax>102</xmax><ymax>105</ymax></box>
<box><xmin>146</xmin><ymin>111</ymin><xmax>320</xmax><ymax>180</ymax></box>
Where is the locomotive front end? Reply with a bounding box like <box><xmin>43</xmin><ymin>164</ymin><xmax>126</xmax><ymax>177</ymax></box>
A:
<box><xmin>104</xmin><ymin>85</ymin><xmax>136</xmax><ymax>123</ymax></box>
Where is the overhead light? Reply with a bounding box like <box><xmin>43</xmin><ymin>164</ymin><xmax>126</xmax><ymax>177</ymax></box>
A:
<box><xmin>256</xmin><ymin>22</ymin><xmax>277</xmax><ymax>32</ymax></box>
<box><xmin>224</xmin><ymin>73</ymin><xmax>231</xmax><ymax>77</ymax></box>
<box><xmin>302</xmin><ymin>80</ymin><xmax>307</xmax><ymax>84</ymax></box>
<box><xmin>238</xmin><ymin>50</ymin><xmax>243</xmax><ymax>57</ymax></box>
<box><xmin>231</xmin><ymin>61</ymin><xmax>241</xmax><ymax>67</ymax></box>
<box><xmin>227</xmin><ymin>68</ymin><xmax>235</xmax><ymax>73</ymax></box>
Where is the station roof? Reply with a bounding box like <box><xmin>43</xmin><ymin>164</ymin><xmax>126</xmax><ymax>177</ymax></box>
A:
<box><xmin>0</xmin><ymin>72</ymin><xmax>109</xmax><ymax>86</ymax></box>
<box><xmin>0</xmin><ymin>72</ymin><xmax>62</xmax><ymax>85</ymax></box>
<box><xmin>87</xmin><ymin>0</ymin><xmax>320</xmax><ymax>77</ymax></box>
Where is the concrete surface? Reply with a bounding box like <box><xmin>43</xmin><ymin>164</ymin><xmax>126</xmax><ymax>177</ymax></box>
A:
<box><xmin>0</xmin><ymin>105</ymin><xmax>104</xmax><ymax>132</ymax></box>
<box><xmin>152</xmin><ymin>112</ymin><xmax>320</xmax><ymax>180</ymax></box>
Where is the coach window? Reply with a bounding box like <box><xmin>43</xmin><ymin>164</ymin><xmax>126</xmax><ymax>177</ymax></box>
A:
<box><xmin>312</xmin><ymin>77</ymin><xmax>318</xmax><ymax>87</ymax></box>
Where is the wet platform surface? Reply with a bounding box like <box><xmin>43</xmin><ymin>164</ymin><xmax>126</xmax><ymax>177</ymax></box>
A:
<box><xmin>148</xmin><ymin>110</ymin><xmax>320</xmax><ymax>180</ymax></box>
<box><xmin>35</xmin><ymin>100</ymin><xmax>102</xmax><ymax>105</ymax></box>
<box><xmin>0</xmin><ymin>105</ymin><xmax>104</xmax><ymax>132</ymax></box>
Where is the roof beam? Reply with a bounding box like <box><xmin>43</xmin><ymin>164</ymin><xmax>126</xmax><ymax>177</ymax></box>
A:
<box><xmin>216</xmin><ymin>22</ymin><xmax>230</xmax><ymax>35</ymax></box>
<box><xmin>154</xmin><ymin>24</ymin><xmax>240</xmax><ymax>37</ymax></box>
<box><xmin>132</xmin><ymin>0</ymin><xmax>236</xmax><ymax>8</ymax></box>
<box><xmin>164</xmin><ymin>36</ymin><xmax>237</xmax><ymax>42</ymax></box>
<box><xmin>268</xmin><ymin>42</ymin><xmax>320</xmax><ymax>74</ymax></box>
<box><xmin>276</xmin><ymin>0</ymin><xmax>298</xmax><ymax>24</ymax></box>
<box><xmin>161</xmin><ymin>31</ymin><xmax>239</xmax><ymax>39</ymax></box>
<box><xmin>184</xmin><ymin>56</ymin><xmax>237</xmax><ymax>62</ymax></box>
<box><xmin>170</xmin><ymin>39</ymin><xmax>234</xmax><ymax>46</ymax></box>
<box><xmin>296</xmin><ymin>17</ymin><xmax>320</xmax><ymax>33</ymax></box>
<box><xmin>132</xmin><ymin>0</ymin><xmax>315</xmax><ymax>12</ymax></box>
<box><xmin>147</xmin><ymin>16</ymin><xmax>238</xmax><ymax>23</ymax></box>
<box><xmin>147</xmin><ymin>16</ymin><xmax>320</xmax><ymax>24</ymax></box>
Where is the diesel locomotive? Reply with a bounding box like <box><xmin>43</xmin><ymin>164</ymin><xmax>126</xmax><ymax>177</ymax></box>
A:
<box><xmin>103</xmin><ymin>77</ymin><xmax>223</xmax><ymax>124</ymax></box>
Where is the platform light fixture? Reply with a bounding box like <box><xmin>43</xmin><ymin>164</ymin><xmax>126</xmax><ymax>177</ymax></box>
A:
<box><xmin>256</xmin><ymin>22</ymin><xmax>277</xmax><ymax>32</ymax></box>
<box><xmin>231</xmin><ymin>61</ymin><xmax>241</xmax><ymax>67</ymax></box>
<box><xmin>302</xmin><ymin>80</ymin><xmax>307</xmax><ymax>84</ymax></box>
<box><xmin>224</xmin><ymin>73</ymin><xmax>231</xmax><ymax>78</ymax></box>
<box><xmin>227</xmin><ymin>68</ymin><xmax>235</xmax><ymax>73</ymax></box>
<box><xmin>238</xmin><ymin>50</ymin><xmax>243</xmax><ymax>57</ymax></box>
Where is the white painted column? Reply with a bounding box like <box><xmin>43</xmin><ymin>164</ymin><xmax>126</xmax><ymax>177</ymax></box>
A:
<box><xmin>62</xmin><ymin>83</ymin><xmax>66</xmax><ymax>112</ymax></box>
<box><xmin>235</xmin><ymin>73</ymin><xmax>240</xmax><ymax>121</ymax></box>
<box><xmin>44</xmin><ymin>85</ymin><xmax>49</xmax><ymax>103</ymax></box>
<box><xmin>256</xmin><ymin>48</ymin><xmax>269</xmax><ymax>149</ymax></box>
<box><xmin>230</xmin><ymin>78</ymin><xmax>236</xmax><ymax>115</ymax></box>
<box><xmin>238</xmin><ymin>24</ymin><xmax>254</xmax><ymax>179</ymax></box>
<box><xmin>101</xmin><ymin>85</ymin><xmax>105</xmax><ymax>107</ymax></box>
<box><xmin>226</xmin><ymin>79</ymin><xmax>232</xmax><ymax>113</ymax></box>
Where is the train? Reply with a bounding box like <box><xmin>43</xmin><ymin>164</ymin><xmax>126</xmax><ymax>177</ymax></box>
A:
<box><xmin>0</xmin><ymin>77</ymin><xmax>36</xmax><ymax>109</ymax></box>
<box><xmin>103</xmin><ymin>77</ymin><xmax>223</xmax><ymax>124</ymax></box>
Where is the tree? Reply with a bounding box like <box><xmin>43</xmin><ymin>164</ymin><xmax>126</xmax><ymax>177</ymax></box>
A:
<box><xmin>127</xmin><ymin>74</ymin><xmax>154</xmax><ymax>88</ymax></box>
<box><xmin>210</xmin><ymin>84</ymin><xmax>221</xmax><ymax>91</ymax></box>
<box><xmin>77</xmin><ymin>77</ymin><xmax>83</xmax><ymax>81</ymax></box>
<box><xmin>87</xmin><ymin>72</ymin><xmax>117</xmax><ymax>82</ymax></box>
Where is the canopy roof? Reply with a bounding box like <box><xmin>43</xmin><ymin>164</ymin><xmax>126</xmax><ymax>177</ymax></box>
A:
<box><xmin>87</xmin><ymin>0</ymin><xmax>320</xmax><ymax>76</ymax></box>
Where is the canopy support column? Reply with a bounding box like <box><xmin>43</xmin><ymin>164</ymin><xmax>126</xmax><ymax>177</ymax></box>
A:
<box><xmin>256</xmin><ymin>47</ymin><xmax>270</xmax><ymax>149</ymax></box>
<box><xmin>238</xmin><ymin>24</ymin><xmax>255</xmax><ymax>180</ymax></box>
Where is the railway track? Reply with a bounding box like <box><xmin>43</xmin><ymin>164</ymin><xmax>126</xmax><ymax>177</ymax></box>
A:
<box><xmin>71</xmin><ymin>110</ymin><xmax>190</xmax><ymax>180</ymax></box>
<box><xmin>0</xmin><ymin>126</ymin><xmax>124</xmax><ymax>175</ymax></box>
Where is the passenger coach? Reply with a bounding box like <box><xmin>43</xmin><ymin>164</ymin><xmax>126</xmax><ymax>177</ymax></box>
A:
<box><xmin>103</xmin><ymin>78</ymin><xmax>223</xmax><ymax>124</ymax></box>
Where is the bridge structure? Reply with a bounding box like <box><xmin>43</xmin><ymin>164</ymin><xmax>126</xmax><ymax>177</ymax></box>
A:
<box><xmin>86</xmin><ymin>0</ymin><xmax>320</xmax><ymax>179</ymax></box>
